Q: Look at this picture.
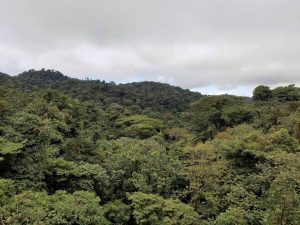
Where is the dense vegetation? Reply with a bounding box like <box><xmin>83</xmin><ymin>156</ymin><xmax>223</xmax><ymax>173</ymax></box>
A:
<box><xmin>3</xmin><ymin>69</ymin><xmax>201</xmax><ymax>115</ymax></box>
<box><xmin>0</xmin><ymin>69</ymin><xmax>300</xmax><ymax>225</ymax></box>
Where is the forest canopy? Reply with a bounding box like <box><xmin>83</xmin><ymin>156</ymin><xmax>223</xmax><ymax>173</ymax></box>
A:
<box><xmin>0</xmin><ymin>69</ymin><xmax>300</xmax><ymax>225</ymax></box>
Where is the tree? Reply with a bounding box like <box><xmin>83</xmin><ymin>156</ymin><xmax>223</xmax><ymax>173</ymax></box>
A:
<box><xmin>0</xmin><ymin>179</ymin><xmax>15</xmax><ymax>206</ymax></box>
<box><xmin>0</xmin><ymin>190</ymin><xmax>111</xmax><ymax>225</ymax></box>
<box><xmin>272</xmin><ymin>85</ymin><xmax>300</xmax><ymax>101</ymax></box>
<box><xmin>45</xmin><ymin>157</ymin><xmax>109</xmax><ymax>197</ymax></box>
<box><xmin>253</xmin><ymin>85</ymin><xmax>272</xmax><ymax>101</ymax></box>
<box><xmin>263</xmin><ymin>170</ymin><xmax>300</xmax><ymax>225</ymax></box>
<box><xmin>185</xmin><ymin>96</ymin><xmax>253</xmax><ymax>141</ymax></box>
<box><xmin>214</xmin><ymin>207</ymin><xmax>248</xmax><ymax>225</ymax></box>
<box><xmin>186</xmin><ymin>142</ymin><xmax>232</xmax><ymax>219</ymax></box>
<box><xmin>104</xmin><ymin>200</ymin><xmax>131</xmax><ymax>225</ymax></box>
<box><xmin>0</xmin><ymin>137</ymin><xmax>24</xmax><ymax>162</ymax></box>
<box><xmin>116</xmin><ymin>115</ymin><xmax>164</xmax><ymax>139</ymax></box>
<box><xmin>216</xmin><ymin>124</ymin><xmax>266</xmax><ymax>173</ymax></box>
<box><xmin>128</xmin><ymin>192</ymin><xmax>200</xmax><ymax>225</ymax></box>
<box><xmin>1</xmin><ymin>73</ymin><xmax>300</xmax><ymax>224</ymax></box>
<box><xmin>100</xmin><ymin>138</ymin><xmax>186</xmax><ymax>198</ymax></box>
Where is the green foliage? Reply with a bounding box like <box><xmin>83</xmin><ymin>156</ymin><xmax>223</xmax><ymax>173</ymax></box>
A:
<box><xmin>185</xmin><ymin>95</ymin><xmax>253</xmax><ymax>141</ymax></box>
<box><xmin>6</xmin><ymin>69</ymin><xmax>201</xmax><ymax>114</ymax></box>
<box><xmin>0</xmin><ymin>179</ymin><xmax>15</xmax><ymax>206</ymax></box>
<box><xmin>266</xmin><ymin>128</ymin><xmax>299</xmax><ymax>153</ymax></box>
<box><xmin>214</xmin><ymin>207</ymin><xmax>248</xmax><ymax>225</ymax></box>
<box><xmin>0</xmin><ymin>190</ymin><xmax>110</xmax><ymax>225</ymax></box>
<box><xmin>279</xmin><ymin>109</ymin><xmax>300</xmax><ymax>141</ymax></box>
<box><xmin>0</xmin><ymin>137</ymin><xmax>24</xmax><ymax>161</ymax></box>
<box><xmin>224</xmin><ymin>185</ymin><xmax>257</xmax><ymax>211</ymax></box>
<box><xmin>0</xmin><ymin>99</ymin><xmax>9</xmax><ymax>115</ymax></box>
<box><xmin>263</xmin><ymin>169</ymin><xmax>300</xmax><ymax>225</ymax></box>
<box><xmin>163</xmin><ymin>128</ymin><xmax>194</xmax><ymax>159</ymax></box>
<box><xmin>253</xmin><ymin>85</ymin><xmax>272</xmax><ymax>101</ymax></box>
<box><xmin>187</xmin><ymin>142</ymin><xmax>232</xmax><ymax>219</ymax></box>
<box><xmin>218</xmin><ymin>125</ymin><xmax>266</xmax><ymax>172</ymax></box>
<box><xmin>128</xmin><ymin>192</ymin><xmax>200</xmax><ymax>225</ymax></box>
<box><xmin>62</xmin><ymin>136</ymin><xmax>98</xmax><ymax>162</ymax></box>
<box><xmin>272</xmin><ymin>85</ymin><xmax>300</xmax><ymax>101</ymax></box>
<box><xmin>253</xmin><ymin>84</ymin><xmax>300</xmax><ymax>102</ymax></box>
<box><xmin>45</xmin><ymin>157</ymin><xmax>109</xmax><ymax>196</ymax></box>
<box><xmin>100</xmin><ymin>138</ymin><xmax>186</xmax><ymax>198</ymax></box>
<box><xmin>104</xmin><ymin>200</ymin><xmax>131</xmax><ymax>225</ymax></box>
<box><xmin>1</xmin><ymin>73</ymin><xmax>300</xmax><ymax>224</ymax></box>
<box><xmin>116</xmin><ymin>115</ymin><xmax>164</xmax><ymax>139</ymax></box>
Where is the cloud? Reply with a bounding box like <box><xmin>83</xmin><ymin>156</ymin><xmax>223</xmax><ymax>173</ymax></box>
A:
<box><xmin>0</xmin><ymin>0</ymin><xmax>300</xmax><ymax>95</ymax></box>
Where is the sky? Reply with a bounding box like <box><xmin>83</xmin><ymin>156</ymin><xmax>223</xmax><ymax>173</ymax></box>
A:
<box><xmin>0</xmin><ymin>0</ymin><xmax>300</xmax><ymax>96</ymax></box>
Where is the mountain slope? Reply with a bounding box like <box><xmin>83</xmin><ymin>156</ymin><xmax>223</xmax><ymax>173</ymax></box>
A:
<box><xmin>0</xmin><ymin>72</ymin><xmax>10</xmax><ymax>83</ymax></box>
<box><xmin>3</xmin><ymin>69</ymin><xmax>202</xmax><ymax>114</ymax></box>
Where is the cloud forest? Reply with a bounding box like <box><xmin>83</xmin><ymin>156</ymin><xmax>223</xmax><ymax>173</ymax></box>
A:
<box><xmin>0</xmin><ymin>69</ymin><xmax>299</xmax><ymax>225</ymax></box>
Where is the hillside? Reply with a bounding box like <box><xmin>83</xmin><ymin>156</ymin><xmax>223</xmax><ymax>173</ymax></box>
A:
<box><xmin>0</xmin><ymin>72</ymin><xmax>10</xmax><ymax>83</ymax></box>
<box><xmin>2</xmin><ymin>69</ymin><xmax>202</xmax><ymax>115</ymax></box>
<box><xmin>0</xmin><ymin>72</ymin><xmax>300</xmax><ymax>225</ymax></box>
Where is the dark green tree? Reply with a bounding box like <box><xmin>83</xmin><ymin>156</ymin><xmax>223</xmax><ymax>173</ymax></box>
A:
<box><xmin>253</xmin><ymin>85</ymin><xmax>272</xmax><ymax>101</ymax></box>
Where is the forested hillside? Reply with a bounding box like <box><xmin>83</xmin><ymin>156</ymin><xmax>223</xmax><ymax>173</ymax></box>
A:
<box><xmin>0</xmin><ymin>70</ymin><xmax>300</xmax><ymax>225</ymax></box>
<box><xmin>4</xmin><ymin>69</ymin><xmax>201</xmax><ymax>115</ymax></box>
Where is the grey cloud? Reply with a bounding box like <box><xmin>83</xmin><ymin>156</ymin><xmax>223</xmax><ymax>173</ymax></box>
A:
<box><xmin>0</xmin><ymin>0</ymin><xmax>300</xmax><ymax>95</ymax></box>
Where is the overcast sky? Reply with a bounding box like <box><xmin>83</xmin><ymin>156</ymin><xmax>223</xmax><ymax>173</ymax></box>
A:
<box><xmin>1</xmin><ymin>0</ymin><xmax>300</xmax><ymax>96</ymax></box>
